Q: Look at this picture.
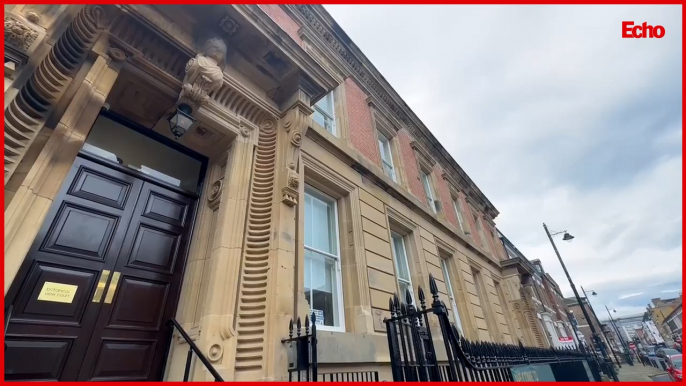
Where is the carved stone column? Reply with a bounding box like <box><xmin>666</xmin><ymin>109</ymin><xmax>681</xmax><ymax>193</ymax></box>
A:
<box><xmin>4</xmin><ymin>48</ymin><xmax>124</xmax><ymax>293</ymax></box>
<box><xmin>165</xmin><ymin>120</ymin><xmax>259</xmax><ymax>381</ymax></box>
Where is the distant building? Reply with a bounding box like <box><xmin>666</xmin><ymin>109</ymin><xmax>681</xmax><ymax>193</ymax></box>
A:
<box><xmin>602</xmin><ymin>313</ymin><xmax>647</xmax><ymax>344</ymax></box>
<box><xmin>565</xmin><ymin>297</ymin><xmax>611</xmax><ymax>351</ymax></box>
<box><xmin>648</xmin><ymin>296</ymin><xmax>682</xmax><ymax>344</ymax></box>
<box><xmin>663</xmin><ymin>303</ymin><xmax>683</xmax><ymax>343</ymax></box>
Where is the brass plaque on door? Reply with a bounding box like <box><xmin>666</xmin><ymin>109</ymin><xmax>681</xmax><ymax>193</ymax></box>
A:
<box><xmin>37</xmin><ymin>282</ymin><xmax>78</xmax><ymax>303</ymax></box>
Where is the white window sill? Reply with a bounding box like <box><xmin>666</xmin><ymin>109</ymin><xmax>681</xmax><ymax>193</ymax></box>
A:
<box><xmin>316</xmin><ymin>325</ymin><xmax>346</xmax><ymax>333</ymax></box>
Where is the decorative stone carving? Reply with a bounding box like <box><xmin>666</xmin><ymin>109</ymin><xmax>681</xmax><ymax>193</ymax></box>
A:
<box><xmin>240</xmin><ymin>124</ymin><xmax>251</xmax><ymax>138</ymax></box>
<box><xmin>207</xmin><ymin>177</ymin><xmax>223</xmax><ymax>206</ymax></box>
<box><xmin>108</xmin><ymin>47</ymin><xmax>126</xmax><ymax>62</ymax></box>
<box><xmin>26</xmin><ymin>12</ymin><xmax>39</xmax><ymax>24</ymax></box>
<box><xmin>279</xmin><ymin>102</ymin><xmax>312</xmax><ymax>206</ymax></box>
<box><xmin>207</xmin><ymin>342</ymin><xmax>223</xmax><ymax>362</ymax></box>
<box><xmin>4</xmin><ymin>17</ymin><xmax>38</xmax><ymax>51</ymax></box>
<box><xmin>4</xmin><ymin>5</ymin><xmax>112</xmax><ymax>183</ymax></box>
<box><xmin>219</xmin><ymin>15</ymin><xmax>239</xmax><ymax>36</ymax></box>
<box><xmin>178</xmin><ymin>37</ymin><xmax>227</xmax><ymax>111</ymax></box>
<box><xmin>233</xmin><ymin>116</ymin><xmax>278</xmax><ymax>372</ymax></box>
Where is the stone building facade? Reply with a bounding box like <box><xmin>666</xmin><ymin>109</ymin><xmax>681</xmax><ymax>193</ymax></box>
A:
<box><xmin>497</xmin><ymin>232</ymin><xmax>576</xmax><ymax>350</ymax></box>
<box><xmin>648</xmin><ymin>296</ymin><xmax>682</xmax><ymax>345</ymax></box>
<box><xmin>4</xmin><ymin>4</ymin><xmax>549</xmax><ymax>381</ymax></box>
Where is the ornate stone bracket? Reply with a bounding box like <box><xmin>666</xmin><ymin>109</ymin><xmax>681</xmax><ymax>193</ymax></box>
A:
<box><xmin>4</xmin><ymin>16</ymin><xmax>39</xmax><ymax>51</ymax></box>
<box><xmin>280</xmin><ymin>98</ymin><xmax>312</xmax><ymax>207</ymax></box>
<box><xmin>177</xmin><ymin>37</ymin><xmax>227</xmax><ymax>111</ymax></box>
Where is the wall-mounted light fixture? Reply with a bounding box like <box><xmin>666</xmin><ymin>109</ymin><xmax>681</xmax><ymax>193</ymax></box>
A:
<box><xmin>167</xmin><ymin>103</ymin><xmax>195</xmax><ymax>140</ymax></box>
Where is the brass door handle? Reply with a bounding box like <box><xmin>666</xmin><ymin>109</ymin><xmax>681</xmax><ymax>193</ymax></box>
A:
<box><xmin>92</xmin><ymin>270</ymin><xmax>111</xmax><ymax>303</ymax></box>
<box><xmin>103</xmin><ymin>271</ymin><xmax>121</xmax><ymax>304</ymax></box>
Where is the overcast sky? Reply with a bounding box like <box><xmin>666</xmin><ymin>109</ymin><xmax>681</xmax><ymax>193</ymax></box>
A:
<box><xmin>324</xmin><ymin>5</ymin><xmax>682</xmax><ymax>317</ymax></box>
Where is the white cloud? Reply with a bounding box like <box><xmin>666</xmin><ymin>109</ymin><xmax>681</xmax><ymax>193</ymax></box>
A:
<box><xmin>325</xmin><ymin>5</ymin><xmax>682</xmax><ymax>317</ymax></box>
<box><xmin>662</xmin><ymin>289</ymin><xmax>683</xmax><ymax>293</ymax></box>
<box><xmin>619</xmin><ymin>292</ymin><xmax>645</xmax><ymax>300</ymax></box>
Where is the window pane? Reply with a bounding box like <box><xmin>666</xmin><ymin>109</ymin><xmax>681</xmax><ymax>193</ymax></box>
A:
<box><xmin>378</xmin><ymin>135</ymin><xmax>391</xmax><ymax>164</ymax></box>
<box><xmin>421</xmin><ymin>171</ymin><xmax>436</xmax><ymax>212</ymax></box>
<box><xmin>315</xmin><ymin>93</ymin><xmax>334</xmax><ymax>115</ymax></box>
<box><xmin>382</xmin><ymin>162</ymin><xmax>395</xmax><ymax>180</ymax></box>
<box><xmin>83</xmin><ymin>115</ymin><xmax>202</xmax><ymax>192</ymax></box>
<box><xmin>392</xmin><ymin>234</ymin><xmax>410</xmax><ymax>281</ymax></box>
<box><xmin>304</xmin><ymin>249</ymin><xmax>339</xmax><ymax>327</ymax></box>
<box><xmin>399</xmin><ymin>281</ymin><xmax>413</xmax><ymax>303</ymax></box>
<box><xmin>452</xmin><ymin>199</ymin><xmax>465</xmax><ymax>232</ymax></box>
<box><xmin>313</xmin><ymin>110</ymin><xmax>327</xmax><ymax>129</ymax></box>
<box><xmin>441</xmin><ymin>259</ymin><xmax>463</xmax><ymax>333</ymax></box>
<box><xmin>304</xmin><ymin>189</ymin><xmax>337</xmax><ymax>255</ymax></box>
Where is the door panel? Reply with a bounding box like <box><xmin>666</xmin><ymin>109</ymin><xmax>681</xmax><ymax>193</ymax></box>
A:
<box><xmin>106</xmin><ymin>277</ymin><xmax>169</xmax><ymax>330</ymax></box>
<box><xmin>4</xmin><ymin>337</ymin><xmax>73</xmax><ymax>381</ymax></box>
<box><xmin>41</xmin><ymin>203</ymin><xmax>120</xmax><ymax>262</ymax></box>
<box><xmin>6</xmin><ymin>157</ymin><xmax>198</xmax><ymax>382</ymax></box>
<box><xmin>12</xmin><ymin>263</ymin><xmax>99</xmax><ymax>325</ymax></box>
<box><xmin>76</xmin><ymin>182</ymin><xmax>196</xmax><ymax>381</ymax></box>
<box><xmin>67</xmin><ymin>166</ymin><xmax>136</xmax><ymax>209</ymax></box>
<box><xmin>88</xmin><ymin>338</ymin><xmax>157</xmax><ymax>381</ymax></box>
<box><xmin>5</xmin><ymin>158</ymin><xmax>144</xmax><ymax>381</ymax></box>
<box><xmin>125</xmin><ymin>223</ymin><xmax>181</xmax><ymax>274</ymax></box>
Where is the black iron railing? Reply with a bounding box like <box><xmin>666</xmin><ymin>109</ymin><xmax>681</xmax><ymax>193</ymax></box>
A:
<box><xmin>318</xmin><ymin>371</ymin><xmax>380</xmax><ymax>382</ymax></box>
<box><xmin>282</xmin><ymin>313</ymin><xmax>318</xmax><ymax>382</ymax></box>
<box><xmin>167</xmin><ymin>319</ymin><xmax>224</xmax><ymax>382</ymax></box>
<box><xmin>384</xmin><ymin>274</ymin><xmax>603</xmax><ymax>382</ymax></box>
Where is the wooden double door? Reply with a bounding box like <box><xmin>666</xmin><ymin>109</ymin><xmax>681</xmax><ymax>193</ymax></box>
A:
<box><xmin>5</xmin><ymin>156</ymin><xmax>198</xmax><ymax>381</ymax></box>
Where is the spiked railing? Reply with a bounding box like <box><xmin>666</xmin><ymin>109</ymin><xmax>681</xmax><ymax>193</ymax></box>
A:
<box><xmin>281</xmin><ymin>312</ymin><xmax>318</xmax><ymax>382</ymax></box>
<box><xmin>384</xmin><ymin>274</ymin><xmax>602</xmax><ymax>382</ymax></box>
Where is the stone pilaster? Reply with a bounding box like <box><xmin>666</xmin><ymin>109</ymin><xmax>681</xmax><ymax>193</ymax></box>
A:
<box><xmin>4</xmin><ymin>51</ymin><xmax>123</xmax><ymax>294</ymax></box>
<box><xmin>165</xmin><ymin>124</ymin><xmax>259</xmax><ymax>381</ymax></box>
<box><xmin>263</xmin><ymin>88</ymin><xmax>313</xmax><ymax>381</ymax></box>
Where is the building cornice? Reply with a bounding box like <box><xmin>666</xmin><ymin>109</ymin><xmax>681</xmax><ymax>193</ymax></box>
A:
<box><xmin>232</xmin><ymin>5</ymin><xmax>338</xmax><ymax>106</ymax></box>
<box><xmin>284</xmin><ymin>4</ymin><xmax>499</xmax><ymax>218</ymax></box>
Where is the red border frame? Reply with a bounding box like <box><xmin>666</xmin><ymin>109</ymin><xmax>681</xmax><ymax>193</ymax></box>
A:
<box><xmin>1</xmin><ymin>2</ymin><xmax>683</xmax><ymax>385</ymax></box>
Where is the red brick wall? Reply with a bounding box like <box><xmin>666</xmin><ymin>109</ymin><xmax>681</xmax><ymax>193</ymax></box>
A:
<box><xmin>259</xmin><ymin>5</ymin><xmax>303</xmax><ymax>46</ymax></box>
<box><xmin>397</xmin><ymin>129</ymin><xmax>426</xmax><ymax>202</ymax></box>
<box><xmin>344</xmin><ymin>78</ymin><xmax>381</xmax><ymax>166</ymax></box>
<box><xmin>434</xmin><ymin>164</ymin><xmax>458</xmax><ymax>227</ymax></box>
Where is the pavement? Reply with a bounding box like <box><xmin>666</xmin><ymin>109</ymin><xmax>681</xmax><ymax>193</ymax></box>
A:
<box><xmin>651</xmin><ymin>374</ymin><xmax>673</xmax><ymax>382</ymax></box>
<box><xmin>615</xmin><ymin>362</ymin><xmax>670</xmax><ymax>382</ymax></box>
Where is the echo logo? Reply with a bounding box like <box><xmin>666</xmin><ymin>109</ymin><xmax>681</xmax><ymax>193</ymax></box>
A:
<box><xmin>622</xmin><ymin>22</ymin><xmax>666</xmax><ymax>38</ymax></box>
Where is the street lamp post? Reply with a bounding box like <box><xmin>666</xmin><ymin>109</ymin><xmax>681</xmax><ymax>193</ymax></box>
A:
<box><xmin>605</xmin><ymin>305</ymin><xmax>636</xmax><ymax>365</ymax></box>
<box><xmin>543</xmin><ymin>223</ymin><xmax>619</xmax><ymax>382</ymax></box>
<box><xmin>583</xmin><ymin>287</ymin><xmax>632</xmax><ymax>366</ymax></box>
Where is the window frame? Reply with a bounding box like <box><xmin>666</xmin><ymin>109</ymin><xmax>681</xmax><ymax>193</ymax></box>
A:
<box><xmin>313</xmin><ymin>91</ymin><xmax>337</xmax><ymax>136</ymax></box>
<box><xmin>303</xmin><ymin>185</ymin><xmax>346</xmax><ymax>332</ymax></box>
<box><xmin>451</xmin><ymin>196</ymin><xmax>467</xmax><ymax>234</ymax></box>
<box><xmin>440</xmin><ymin>258</ymin><xmax>464</xmax><ymax>334</ymax></box>
<box><xmin>420</xmin><ymin>168</ymin><xmax>437</xmax><ymax>213</ymax></box>
<box><xmin>378</xmin><ymin>132</ymin><xmax>397</xmax><ymax>182</ymax></box>
<box><xmin>391</xmin><ymin>231</ymin><xmax>415</xmax><ymax>303</ymax></box>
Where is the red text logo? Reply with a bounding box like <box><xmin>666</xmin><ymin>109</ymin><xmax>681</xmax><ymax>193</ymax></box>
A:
<box><xmin>622</xmin><ymin>22</ymin><xmax>666</xmax><ymax>38</ymax></box>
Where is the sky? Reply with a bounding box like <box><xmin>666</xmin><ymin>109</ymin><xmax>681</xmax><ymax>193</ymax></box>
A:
<box><xmin>324</xmin><ymin>5</ymin><xmax>683</xmax><ymax>317</ymax></box>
